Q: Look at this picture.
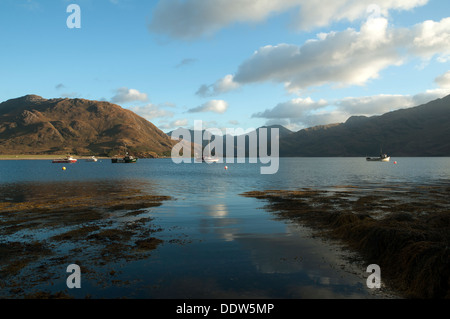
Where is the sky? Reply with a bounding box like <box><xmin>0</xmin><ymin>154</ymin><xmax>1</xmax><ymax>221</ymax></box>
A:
<box><xmin>1</xmin><ymin>0</ymin><xmax>450</xmax><ymax>133</ymax></box>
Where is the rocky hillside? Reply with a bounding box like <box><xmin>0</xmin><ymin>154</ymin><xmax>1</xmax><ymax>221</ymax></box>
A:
<box><xmin>0</xmin><ymin>95</ymin><xmax>175</xmax><ymax>157</ymax></box>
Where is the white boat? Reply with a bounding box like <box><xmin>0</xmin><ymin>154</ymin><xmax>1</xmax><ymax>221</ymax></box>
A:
<box><xmin>85</xmin><ymin>156</ymin><xmax>98</xmax><ymax>162</ymax></box>
<box><xmin>195</xmin><ymin>155</ymin><xmax>220</xmax><ymax>163</ymax></box>
<box><xmin>195</xmin><ymin>139</ymin><xmax>220</xmax><ymax>163</ymax></box>
<box><xmin>203</xmin><ymin>156</ymin><xmax>220</xmax><ymax>163</ymax></box>
<box><xmin>366</xmin><ymin>154</ymin><xmax>390</xmax><ymax>162</ymax></box>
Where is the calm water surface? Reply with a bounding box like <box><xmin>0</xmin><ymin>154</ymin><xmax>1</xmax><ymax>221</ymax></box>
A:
<box><xmin>1</xmin><ymin>157</ymin><xmax>449</xmax><ymax>298</ymax></box>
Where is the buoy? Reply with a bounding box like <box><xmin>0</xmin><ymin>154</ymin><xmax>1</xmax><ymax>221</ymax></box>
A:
<box><xmin>224</xmin><ymin>166</ymin><xmax>228</xmax><ymax>170</ymax></box>
<box><xmin>394</xmin><ymin>161</ymin><xmax>397</xmax><ymax>164</ymax></box>
<box><xmin>62</xmin><ymin>167</ymin><xmax>66</xmax><ymax>170</ymax></box>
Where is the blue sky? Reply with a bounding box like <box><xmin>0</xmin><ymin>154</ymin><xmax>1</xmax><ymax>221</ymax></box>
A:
<box><xmin>1</xmin><ymin>0</ymin><xmax>449</xmax><ymax>133</ymax></box>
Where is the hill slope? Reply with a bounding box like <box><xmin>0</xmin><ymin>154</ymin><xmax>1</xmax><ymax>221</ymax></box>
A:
<box><xmin>167</xmin><ymin>125</ymin><xmax>293</xmax><ymax>157</ymax></box>
<box><xmin>0</xmin><ymin>95</ymin><xmax>175</xmax><ymax>157</ymax></box>
<box><xmin>280</xmin><ymin>95</ymin><xmax>450</xmax><ymax>157</ymax></box>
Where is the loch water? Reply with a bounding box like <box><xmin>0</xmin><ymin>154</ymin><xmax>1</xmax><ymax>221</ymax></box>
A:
<box><xmin>1</xmin><ymin>157</ymin><xmax>449</xmax><ymax>299</ymax></box>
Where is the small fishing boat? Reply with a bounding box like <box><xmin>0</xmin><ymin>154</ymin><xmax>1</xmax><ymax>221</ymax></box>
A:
<box><xmin>85</xmin><ymin>156</ymin><xmax>98</xmax><ymax>162</ymax></box>
<box><xmin>111</xmin><ymin>152</ymin><xmax>137</xmax><ymax>163</ymax></box>
<box><xmin>366</xmin><ymin>153</ymin><xmax>390</xmax><ymax>162</ymax></box>
<box><xmin>52</xmin><ymin>156</ymin><xmax>77</xmax><ymax>163</ymax></box>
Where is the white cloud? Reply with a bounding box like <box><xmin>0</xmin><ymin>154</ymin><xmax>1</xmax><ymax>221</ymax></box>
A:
<box><xmin>233</xmin><ymin>16</ymin><xmax>399</xmax><ymax>92</ymax></box>
<box><xmin>408</xmin><ymin>18</ymin><xmax>450</xmax><ymax>61</ymax></box>
<box><xmin>435</xmin><ymin>71</ymin><xmax>450</xmax><ymax>89</ymax></box>
<box><xmin>196</xmin><ymin>75</ymin><xmax>240</xmax><ymax>97</ymax></box>
<box><xmin>111</xmin><ymin>87</ymin><xmax>149</xmax><ymax>104</ymax></box>
<box><xmin>172</xmin><ymin>119</ymin><xmax>189</xmax><ymax>127</ymax></box>
<box><xmin>253</xmin><ymin>96</ymin><xmax>346</xmax><ymax>128</ymax></box>
<box><xmin>292</xmin><ymin>0</ymin><xmax>428</xmax><ymax>31</ymax></box>
<box><xmin>253</xmin><ymin>97</ymin><xmax>328</xmax><ymax>119</ymax></box>
<box><xmin>337</xmin><ymin>95</ymin><xmax>415</xmax><ymax>116</ymax></box>
<box><xmin>128</xmin><ymin>103</ymin><xmax>174</xmax><ymax>121</ymax></box>
<box><xmin>159</xmin><ymin>119</ymin><xmax>190</xmax><ymax>131</ymax></box>
<box><xmin>188</xmin><ymin>100</ymin><xmax>229</xmax><ymax>114</ymax></box>
<box><xmin>203</xmin><ymin>16</ymin><xmax>450</xmax><ymax>95</ymax></box>
<box><xmin>148</xmin><ymin>0</ymin><xmax>428</xmax><ymax>40</ymax></box>
<box><xmin>254</xmin><ymin>88</ymin><xmax>450</xmax><ymax>130</ymax></box>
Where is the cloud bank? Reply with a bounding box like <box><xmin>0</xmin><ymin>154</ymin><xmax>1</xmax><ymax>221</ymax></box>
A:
<box><xmin>148</xmin><ymin>0</ymin><xmax>428</xmax><ymax>40</ymax></box>
<box><xmin>253</xmin><ymin>71</ymin><xmax>450</xmax><ymax>129</ymax></box>
<box><xmin>200</xmin><ymin>16</ymin><xmax>450</xmax><ymax>95</ymax></box>
<box><xmin>111</xmin><ymin>87</ymin><xmax>149</xmax><ymax>104</ymax></box>
<box><xmin>188</xmin><ymin>100</ymin><xmax>229</xmax><ymax>113</ymax></box>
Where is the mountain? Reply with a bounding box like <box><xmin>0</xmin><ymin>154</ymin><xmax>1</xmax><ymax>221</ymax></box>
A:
<box><xmin>167</xmin><ymin>125</ymin><xmax>293</xmax><ymax>157</ymax></box>
<box><xmin>279</xmin><ymin>95</ymin><xmax>450</xmax><ymax>157</ymax></box>
<box><xmin>258</xmin><ymin>124</ymin><xmax>294</xmax><ymax>138</ymax></box>
<box><xmin>0</xmin><ymin>95</ymin><xmax>176</xmax><ymax>157</ymax></box>
<box><xmin>3</xmin><ymin>94</ymin><xmax>448</xmax><ymax>158</ymax></box>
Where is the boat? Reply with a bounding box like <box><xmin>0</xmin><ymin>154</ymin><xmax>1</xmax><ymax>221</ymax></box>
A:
<box><xmin>366</xmin><ymin>153</ymin><xmax>390</xmax><ymax>162</ymax></box>
<box><xmin>85</xmin><ymin>156</ymin><xmax>98</xmax><ymax>162</ymax></box>
<box><xmin>195</xmin><ymin>139</ymin><xmax>219</xmax><ymax>163</ymax></box>
<box><xmin>196</xmin><ymin>155</ymin><xmax>220</xmax><ymax>163</ymax></box>
<box><xmin>52</xmin><ymin>156</ymin><xmax>77</xmax><ymax>163</ymax></box>
<box><xmin>111</xmin><ymin>152</ymin><xmax>137</xmax><ymax>163</ymax></box>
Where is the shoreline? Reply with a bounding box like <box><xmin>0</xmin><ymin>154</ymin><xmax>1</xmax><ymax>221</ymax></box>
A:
<box><xmin>241</xmin><ymin>185</ymin><xmax>450</xmax><ymax>299</ymax></box>
<box><xmin>0</xmin><ymin>155</ymin><xmax>172</xmax><ymax>160</ymax></box>
<box><xmin>0</xmin><ymin>182</ymin><xmax>171</xmax><ymax>299</ymax></box>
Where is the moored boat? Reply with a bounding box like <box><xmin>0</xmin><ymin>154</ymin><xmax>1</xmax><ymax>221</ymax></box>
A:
<box><xmin>111</xmin><ymin>152</ymin><xmax>137</xmax><ymax>163</ymax></box>
<box><xmin>203</xmin><ymin>156</ymin><xmax>219</xmax><ymax>163</ymax></box>
<box><xmin>195</xmin><ymin>155</ymin><xmax>220</xmax><ymax>163</ymax></box>
<box><xmin>85</xmin><ymin>156</ymin><xmax>98</xmax><ymax>162</ymax></box>
<box><xmin>366</xmin><ymin>153</ymin><xmax>390</xmax><ymax>162</ymax></box>
<box><xmin>52</xmin><ymin>156</ymin><xmax>77</xmax><ymax>163</ymax></box>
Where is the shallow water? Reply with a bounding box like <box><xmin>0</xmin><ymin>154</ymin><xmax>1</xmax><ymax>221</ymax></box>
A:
<box><xmin>1</xmin><ymin>157</ymin><xmax>449</xmax><ymax>298</ymax></box>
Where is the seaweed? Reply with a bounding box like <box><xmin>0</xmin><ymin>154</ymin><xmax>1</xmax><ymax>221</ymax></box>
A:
<box><xmin>242</xmin><ymin>185</ymin><xmax>450</xmax><ymax>299</ymax></box>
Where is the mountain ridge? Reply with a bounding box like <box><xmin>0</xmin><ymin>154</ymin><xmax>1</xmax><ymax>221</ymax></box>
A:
<box><xmin>0</xmin><ymin>95</ymin><xmax>176</xmax><ymax>157</ymax></box>
<box><xmin>1</xmin><ymin>94</ymin><xmax>449</xmax><ymax>157</ymax></box>
<box><xmin>280</xmin><ymin>94</ymin><xmax>450</xmax><ymax>157</ymax></box>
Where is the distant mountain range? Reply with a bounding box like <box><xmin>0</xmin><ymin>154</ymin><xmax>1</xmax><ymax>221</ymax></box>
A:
<box><xmin>1</xmin><ymin>94</ymin><xmax>449</xmax><ymax>157</ymax></box>
<box><xmin>0</xmin><ymin>95</ymin><xmax>175</xmax><ymax>157</ymax></box>
<box><xmin>279</xmin><ymin>94</ymin><xmax>450</xmax><ymax>157</ymax></box>
<box><xmin>167</xmin><ymin>124</ymin><xmax>293</xmax><ymax>157</ymax></box>
<box><xmin>169</xmin><ymin>95</ymin><xmax>450</xmax><ymax>157</ymax></box>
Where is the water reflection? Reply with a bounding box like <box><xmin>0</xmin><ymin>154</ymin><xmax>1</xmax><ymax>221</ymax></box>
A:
<box><xmin>1</xmin><ymin>158</ymin><xmax>426</xmax><ymax>298</ymax></box>
<box><xmin>197</xmin><ymin>202</ymin><xmax>240</xmax><ymax>242</ymax></box>
<box><xmin>203</xmin><ymin>203</ymin><xmax>228</xmax><ymax>218</ymax></box>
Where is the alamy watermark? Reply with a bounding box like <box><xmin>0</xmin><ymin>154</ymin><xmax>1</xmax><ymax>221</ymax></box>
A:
<box><xmin>366</xmin><ymin>264</ymin><xmax>381</xmax><ymax>289</ymax></box>
<box><xmin>66</xmin><ymin>264</ymin><xmax>81</xmax><ymax>289</ymax></box>
<box><xmin>170</xmin><ymin>120</ymin><xmax>280</xmax><ymax>175</ymax></box>
<box><xmin>66</xmin><ymin>4</ymin><xmax>81</xmax><ymax>29</ymax></box>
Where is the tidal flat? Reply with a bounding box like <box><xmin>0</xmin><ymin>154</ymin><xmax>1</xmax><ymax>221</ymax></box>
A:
<box><xmin>0</xmin><ymin>182</ymin><xmax>171</xmax><ymax>298</ymax></box>
<box><xmin>241</xmin><ymin>184</ymin><xmax>450</xmax><ymax>299</ymax></box>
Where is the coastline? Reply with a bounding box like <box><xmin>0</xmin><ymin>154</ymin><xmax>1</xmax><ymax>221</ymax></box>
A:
<box><xmin>0</xmin><ymin>182</ymin><xmax>171</xmax><ymax>299</ymax></box>
<box><xmin>241</xmin><ymin>184</ymin><xmax>450</xmax><ymax>299</ymax></box>
<box><xmin>0</xmin><ymin>155</ymin><xmax>107</xmax><ymax>160</ymax></box>
<box><xmin>0</xmin><ymin>155</ymin><xmax>171</xmax><ymax>160</ymax></box>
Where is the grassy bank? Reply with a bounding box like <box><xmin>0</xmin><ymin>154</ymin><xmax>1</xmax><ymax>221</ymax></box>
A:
<box><xmin>0</xmin><ymin>155</ymin><xmax>113</xmax><ymax>160</ymax></box>
<box><xmin>242</xmin><ymin>185</ymin><xmax>450</xmax><ymax>299</ymax></box>
<box><xmin>0</xmin><ymin>155</ymin><xmax>59</xmax><ymax>160</ymax></box>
